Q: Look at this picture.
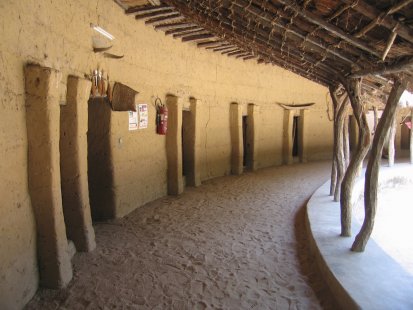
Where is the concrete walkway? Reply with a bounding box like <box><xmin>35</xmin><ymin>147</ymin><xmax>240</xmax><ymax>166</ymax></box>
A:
<box><xmin>27</xmin><ymin>161</ymin><xmax>338</xmax><ymax>309</ymax></box>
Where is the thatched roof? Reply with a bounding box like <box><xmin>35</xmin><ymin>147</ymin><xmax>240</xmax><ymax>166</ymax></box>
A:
<box><xmin>116</xmin><ymin>0</ymin><xmax>413</xmax><ymax>106</ymax></box>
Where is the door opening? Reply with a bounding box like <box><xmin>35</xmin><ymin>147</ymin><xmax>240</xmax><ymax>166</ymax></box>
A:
<box><xmin>242</xmin><ymin>115</ymin><xmax>248</xmax><ymax>167</ymax></box>
<box><xmin>401</xmin><ymin>117</ymin><xmax>411</xmax><ymax>150</ymax></box>
<box><xmin>182</xmin><ymin>111</ymin><xmax>190</xmax><ymax>180</ymax></box>
<box><xmin>292</xmin><ymin>116</ymin><xmax>299</xmax><ymax>157</ymax></box>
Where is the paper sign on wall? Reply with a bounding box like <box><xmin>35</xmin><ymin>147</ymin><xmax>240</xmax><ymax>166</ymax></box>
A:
<box><xmin>128</xmin><ymin>109</ymin><xmax>138</xmax><ymax>131</ymax></box>
<box><xmin>138</xmin><ymin>104</ymin><xmax>148</xmax><ymax>129</ymax></box>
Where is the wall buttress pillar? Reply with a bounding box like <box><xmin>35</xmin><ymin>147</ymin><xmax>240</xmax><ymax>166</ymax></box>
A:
<box><xmin>25</xmin><ymin>64</ymin><xmax>73</xmax><ymax>288</ymax></box>
<box><xmin>60</xmin><ymin>76</ymin><xmax>96</xmax><ymax>252</ymax></box>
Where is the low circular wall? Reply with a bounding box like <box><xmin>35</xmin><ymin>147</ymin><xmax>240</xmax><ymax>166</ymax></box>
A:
<box><xmin>306</xmin><ymin>163</ymin><xmax>413</xmax><ymax>310</ymax></box>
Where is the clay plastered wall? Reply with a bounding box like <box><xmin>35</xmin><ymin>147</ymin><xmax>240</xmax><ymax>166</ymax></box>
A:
<box><xmin>0</xmin><ymin>0</ymin><xmax>332</xmax><ymax>307</ymax></box>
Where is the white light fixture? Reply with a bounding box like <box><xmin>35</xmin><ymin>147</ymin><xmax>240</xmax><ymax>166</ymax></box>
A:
<box><xmin>91</xmin><ymin>24</ymin><xmax>114</xmax><ymax>41</ymax></box>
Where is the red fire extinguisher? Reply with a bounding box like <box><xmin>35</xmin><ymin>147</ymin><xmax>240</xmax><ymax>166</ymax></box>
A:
<box><xmin>156</xmin><ymin>98</ymin><xmax>168</xmax><ymax>135</ymax></box>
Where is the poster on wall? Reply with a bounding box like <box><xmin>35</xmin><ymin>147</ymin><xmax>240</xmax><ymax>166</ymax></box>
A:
<box><xmin>138</xmin><ymin>103</ymin><xmax>148</xmax><ymax>129</ymax></box>
<box><xmin>128</xmin><ymin>109</ymin><xmax>138</xmax><ymax>131</ymax></box>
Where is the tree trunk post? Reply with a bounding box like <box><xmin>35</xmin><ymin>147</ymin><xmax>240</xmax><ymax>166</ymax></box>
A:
<box><xmin>329</xmin><ymin>87</ymin><xmax>347</xmax><ymax>201</ymax></box>
<box><xmin>410</xmin><ymin>109</ymin><xmax>413</xmax><ymax>164</ymax></box>
<box><xmin>388</xmin><ymin>116</ymin><xmax>397</xmax><ymax>167</ymax></box>
<box><xmin>352</xmin><ymin>79</ymin><xmax>405</xmax><ymax>252</ymax></box>
<box><xmin>343</xmin><ymin>114</ymin><xmax>350</xmax><ymax>168</ymax></box>
<box><xmin>329</xmin><ymin>86</ymin><xmax>339</xmax><ymax>196</ymax></box>
<box><xmin>373</xmin><ymin>106</ymin><xmax>378</xmax><ymax>134</ymax></box>
<box><xmin>340</xmin><ymin>78</ymin><xmax>371</xmax><ymax>237</ymax></box>
<box><xmin>330</xmin><ymin>160</ymin><xmax>337</xmax><ymax>196</ymax></box>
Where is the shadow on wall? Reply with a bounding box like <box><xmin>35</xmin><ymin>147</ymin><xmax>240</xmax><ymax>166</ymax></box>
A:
<box><xmin>87</xmin><ymin>98</ymin><xmax>115</xmax><ymax>220</ymax></box>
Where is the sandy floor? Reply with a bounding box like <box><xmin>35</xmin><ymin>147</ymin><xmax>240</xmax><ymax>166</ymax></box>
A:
<box><xmin>27</xmin><ymin>161</ymin><xmax>338</xmax><ymax>309</ymax></box>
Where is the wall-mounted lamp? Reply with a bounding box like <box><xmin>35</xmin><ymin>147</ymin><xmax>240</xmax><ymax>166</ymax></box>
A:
<box><xmin>91</xmin><ymin>24</ymin><xmax>114</xmax><ymax>41</ymax></box>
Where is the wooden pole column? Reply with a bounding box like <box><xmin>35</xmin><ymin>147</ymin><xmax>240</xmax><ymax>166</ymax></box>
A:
<box><xmin>329</xmin><ymin>87</ymin><xmax>347</xmax><ymax>202</ymax></box>
<box><xmin>410</xmin><ymin>109</ymin><xmax>413</xmax><ymax>164</ymax></box>
<box><xmin>330</xmin><ymin>89</ymin><xmax>339</xmax><ymax>196</ymax></box>
<box><xmin>343</xmin><ymin>114</ymin><xmax>350</xmax><ymax>168</ymax></box>
<box><xmin>388</xmin><ymin>116</ymin><xmax>397</xmax><ymax>167</ymax></box>
<box><xmin>230</xmin><ymin>102</ymin><xmax>243</xmax><ymax>175</ymax></box>
<box><xmin>60</xmin><ymin>76</ymin><xmax>96</xmax><ymax>252</ymax></box>
<box><xmin>340</xmin><ymin>78</ymin><xmax>371</xmax><ymax>237</ymax></box>
<box><xmin>166</xmin><ymin>95</ymin><xmax>184</xmax><ymax>195</ymax></box>
<box><xmin>25</xmin><ymin>64</ymin><xmax>73</xmax><ymax>288</ymax></box>
<box><xmin>352</xmin><ymin>79</ymin><xmax>405</xmax><ymax>252</ymax></box>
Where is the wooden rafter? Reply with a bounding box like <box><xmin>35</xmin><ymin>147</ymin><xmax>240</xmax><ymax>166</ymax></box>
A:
<box><xmin>144</xmin><ymin>12</ymin><xmax>182</xmax><ymax>24</ymax></box>
<box><xmin>182</xmin><ymin>33</ymin><xmax>215</xmax><ymax>42</ymax></box>
<box><xmin>134</xmin><ymin>8</ymin><xmax>175</xmax><ymax>19</ymax></box>
<box><xmin>274</xmin><ymin>0</ymin><xmax>382</xmax><ymax>58</ymax></box>
<box><xmin>164</xmin><ymin>25</ymin><xmax>199</xmax><ymax>35</ymax></box>
<box><xmin>340</xmin><ymin>0</ymin><xmax>413</xmax><ymax>44</ymax></box>
<box><xmin>126</xmin><ymin>5</ymin><xmax>173</xmax><ymax>15</ymax></box>
<box><xmin>173</xmin><ymin>29</ymin><xmax>207</xmax><ymax>39</ymax></box>
<box><xmin>350</xmin><ymin>56</ymin><xmax>413</xmax><ymax>78</ymax></box>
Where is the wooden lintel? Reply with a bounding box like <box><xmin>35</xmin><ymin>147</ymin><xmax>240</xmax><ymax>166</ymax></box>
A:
<box><xmin>276</xmin><ymin>102</ymin><xmax>316</xmax><ymax>110</ymax></box>
<box><xmin>182</xmin><ymin>33</ymin><xmax>215</xmax><ymax>42</ymax></box>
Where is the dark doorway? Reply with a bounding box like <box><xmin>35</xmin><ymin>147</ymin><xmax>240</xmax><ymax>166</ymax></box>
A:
<box><xmin>292</xmin><ymin>116</ymin><xmax>299</xmax><ymax>157</ymax></box>
<box><xmin>242</xmin><ymin>115</ymin><xmax>248</xmax><ymax>167</ymax></box>
<box><xmin>182</xmin><ymin>110</ymin><xmax>190</xmax><ymax>179</ymax></box>
<box><xmin>401</xmin><ymin>118</ymin><xmax>411</xmax><ymax>150</ymax></box>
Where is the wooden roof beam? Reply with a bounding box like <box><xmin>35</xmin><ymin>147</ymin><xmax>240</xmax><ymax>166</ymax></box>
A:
<box><xmin>164</xmin><ymin>25</ymin><xmax>199</xmax><ymax>35</ymax></box>
<box><xmin>126</xmin><ymin>5</ymin><xmax>174</xmax><ymax>15</ymax></box>
<box><xmin>227</xmin><ymin>50</ymin><xmax>246</xmax><ymax>57</ymax></box>
<box><xmin>154</xmin><ymin>22</ymin><xmax>193</xmax><ymax>30</ymax></box>
<box><xmin>227</xmin><ymin>8</ymin><xmax>344</xmax><ymax>76</ymax></box>
<box><xmin>340</xmin><ymin>0</ymin><xmax>413</xmax><ymax>44</ymax></box>
<box><xmin>354</xmin><ymin>0</ymin><xmax>413</xmax><ymax>39</ymax></box>
<box><xmin>242</xmin><ymin>55</ymin><xmax>256</xmax><ymax>61</ymax></box>
<box><xmin>197</xmin><ymin>40</ymin><xmax>225</xmax><ymax>48</ymax></box>
<box><xmin>273</xmin><ymin>0</ymin><xmax>382</xmax><ymax>58</ymax></box>
<box><xmin>182</xmin><ymin>33</ymin><xmax>215</xmax><ymax>42</ymax></box>
<box><xmin>164</xmin><ymin>0</ymin><xmax>335</xmax><ymax>85</ymax></box>
<box><xmin>236</xmin><ymin>52</ymin><xmax>253</xmax><ymax>59</ymax></box>
<box><xmin>387</xmin><ymin>0</ymin><xmax>413</xmax><ymax>15</ymax></box>
<box><xmin>173</xmin><ymin>29</ymin><xmax>207</xmax><ymax>39</ymax></box>
<box><xmin>350</xmin><ymin>56</ymin><xmax>413</xmax><ymax>78</ymax></box>
<box><xmin>135</xmin><ymin>8</ymin><xmax>175</xmax><ymax>19</ymax></box>
<box><xmin>205</xmin><ymin>43</ymin><xmax>232</xmax><ymax>50</ymax></box>
<box><xmin>232</xmin><ymin>0</ymin><xmax>357</xmax><ymax>67</ymax></box>
<box><xmin>213</xmin><ymin>45</ymin><xmax>237</xmax><ymax>52</ymax></box>
<box><xmin>145</xmin><ymin>13</ymin><xmax>182</xmax><ymax>24</ymax></box>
